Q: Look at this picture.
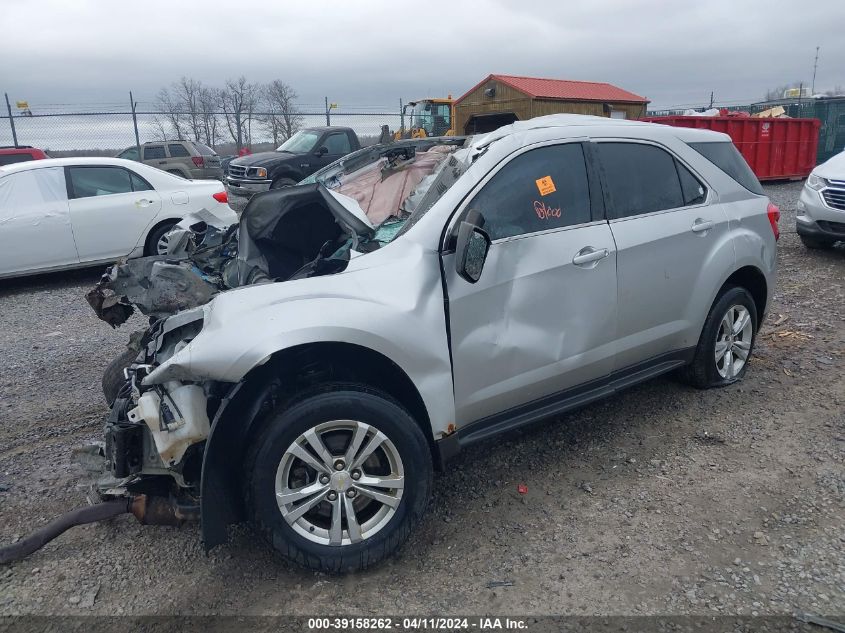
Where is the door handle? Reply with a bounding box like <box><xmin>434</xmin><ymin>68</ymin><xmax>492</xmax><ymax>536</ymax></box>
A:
<box><xmin>691</xmin><ymin>219</ymin><xmax>714</xmax><ymax>233</ymax></box>
<box><xmin>135</xmin><ymin>198</ymin><xmax>154</xmax><ymax>207</ymax></box>
<box><xmin>572</xmin><ymin>247</ymin><xmax>609</xmax><ymax>266</ymax></box>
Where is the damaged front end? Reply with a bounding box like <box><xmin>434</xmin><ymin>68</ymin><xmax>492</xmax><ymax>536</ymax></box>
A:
<box><xmin>80</xmin><ymin>138</ymin><xmax>469</xmax><ymax>528</ymax></box>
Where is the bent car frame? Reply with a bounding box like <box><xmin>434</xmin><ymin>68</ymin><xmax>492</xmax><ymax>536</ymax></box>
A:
<box><xmin>73</xmin><ymin>115</ymin><xmax>778</xmax><ymax>573</ymax></box>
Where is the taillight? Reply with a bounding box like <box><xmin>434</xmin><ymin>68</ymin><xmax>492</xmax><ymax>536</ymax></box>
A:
<box><xmin>767</xmin><ymin>202</ymin><xmax>781</xmax><ymax>241</ymax></box>
<box><xmin>192</xmin><ymin>156</ymin><xmax>205</xmax><ymax>167</ymax></box>
<box><xmin>212</xmin><ymin>190</ymin><xmax>228</xmax><ymax>204</ymax></box>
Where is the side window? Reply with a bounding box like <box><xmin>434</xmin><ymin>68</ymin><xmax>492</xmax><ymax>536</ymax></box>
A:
<box><xmin>323</xmin><ymin>133</ymin><xmax>351</xmax><ymax>155</ymax></box>
<box><xmin>144</xmin><ymin>146</ymin><xmax>165</xmax><ymax>160</ymax></box>
<box><xmin>129</xmin><ymin>171</ymin><xmax>154</xmax><ymax>192</ymax></box>
<box><xmin>676</xmin><ymin>160</ymin><xmax>706</xmax><ymax>205</ymax></box>
<box><xmin>168</xmin><ymin>143</ymin><xmax>190</xmax><ymax>157</ymax></box>
<box><xmin>67</xmin><ymin>167</ymin><xmax>133</xmax><ymax>199</ymax></box>
<box><xmin>118</xmin><ymin>147</ymin><xmax>139</xmax><ymax>161</ymax></box>
<box><xmin>467</xmin><ymin>143</ymin><xmax>592</xmax><ymax>241</ymax></box>
<box><xmin>598</xmin><ymin>143</ymin><xmax>684</xmax><ymax>218</ymax></box>
<box><xmin>0</xmin><ymin>167</ymin><xmax>68</xmax><ymax>219</ymax></box>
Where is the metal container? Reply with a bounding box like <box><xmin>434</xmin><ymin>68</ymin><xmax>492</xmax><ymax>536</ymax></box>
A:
<box><xmin>642</xmin><ymin>115</ymin><xmax>820</xmax><ymax>180</ymax></box>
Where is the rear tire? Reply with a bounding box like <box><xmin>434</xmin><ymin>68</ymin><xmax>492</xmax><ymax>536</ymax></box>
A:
<box><xmin>244</xmin><ymin>384</ymin><xmax>433</xmax><ymax>572</ymax></box>
<box><xmin>270</xmin><ymin>177</ymin><xmax>297</xmax><ymax>190</ymax></box>
<box><xmin>800</xmin><ymin>235</ymin><xmax>834</xmax><ymax>250</ymax></box>
<box><xmin>144</xmin><ymin>221</ymin><xmax>177</xmax><ymax>256</ymax></box>
<box><xmin>681</xmin><ymin>285</ymin><xmax>758</xmax><ymax>389</ymax></box>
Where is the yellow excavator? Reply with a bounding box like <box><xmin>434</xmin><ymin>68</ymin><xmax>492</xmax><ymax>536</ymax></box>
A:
<box><xmin>394</xmin><ymin>97</ymin><xmax>455</xmax><ymax>139</ymax></box>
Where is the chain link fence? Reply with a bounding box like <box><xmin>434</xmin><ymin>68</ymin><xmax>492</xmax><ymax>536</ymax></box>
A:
<box><xmin>0</xmin><ymin>107</ymin><xmax>403</xmax><ymax>156</ymax></box>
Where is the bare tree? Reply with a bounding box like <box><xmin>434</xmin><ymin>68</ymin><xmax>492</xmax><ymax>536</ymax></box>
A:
<box><xmin>173</xmin><ymin>77</ymin><xmax>205</xmax><ymax>142</ymax></box>
<box><xmin>198</xmin><ymin>86</ymin><xmax>222</xmax><ymax>147</ymax></box>
<box><xmin>259</xmin><ymin>80</ymin><xmax>304</xmax><ymax>146</ymax></box>
<box><xmin>219</xmin><ymin>76</ymin><xmax>259</xmax><ymax>150</ymax></box>
<box><xmin>154</xmin><ymin>87</ymin><xmax>187</xmax><ymax>139</ymax></box>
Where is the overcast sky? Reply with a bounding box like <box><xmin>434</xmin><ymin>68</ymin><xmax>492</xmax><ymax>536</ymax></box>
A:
<box><xmin>2</xmin><ymin>0</ymin><xmax>843</xmax><ymax>112</ymax></box>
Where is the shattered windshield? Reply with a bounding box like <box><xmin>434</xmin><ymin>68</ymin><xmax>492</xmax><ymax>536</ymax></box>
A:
<box><xmin>277</xmin><ymin>130</ymin><xmax>321</xmax><ymax>153</ymax></box>
<box><xmin>302</xmin><ymin>139</ymin><xmax>471</xmax><ymax>243</ymax></box>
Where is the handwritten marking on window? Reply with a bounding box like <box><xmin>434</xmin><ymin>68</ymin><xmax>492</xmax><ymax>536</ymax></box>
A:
<box><xmin>534</xmin><ymin>200</ymin><xmax>561</xmax><ymax>220</ymax></box>
<box><xmin>535</xmin><ymin>176</ymin><xmax>556</xmax><ymax>196</ymax></box>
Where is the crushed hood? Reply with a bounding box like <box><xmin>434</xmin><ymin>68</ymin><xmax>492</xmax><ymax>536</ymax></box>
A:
<box><xmin>87</xmin><ymin>138</ymin><xmax>467</xmax><ymax>328</ymax></box>
<box><xmin>230</xmin><ymin>150</ymin><xmax>298</xmax><ymax>168</ymax></box>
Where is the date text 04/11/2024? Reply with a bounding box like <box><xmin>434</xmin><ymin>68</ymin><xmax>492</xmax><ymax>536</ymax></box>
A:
<box><xmin>307</xmin><ymin>617</ymin><xmax>529</xmax><ymax>630</ymax></box>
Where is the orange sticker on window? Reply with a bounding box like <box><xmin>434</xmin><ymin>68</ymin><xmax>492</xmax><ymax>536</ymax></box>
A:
<box><xmin>535</xmin><ymin>176</ymin><xmax>556</xmax><ymax>196</ymax></box>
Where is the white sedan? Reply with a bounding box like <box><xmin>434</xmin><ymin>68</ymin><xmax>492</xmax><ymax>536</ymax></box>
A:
<box><xmin>0</xmin><ymin>157</ymin><xmax>237</xmax><ymax>279</ymax></box>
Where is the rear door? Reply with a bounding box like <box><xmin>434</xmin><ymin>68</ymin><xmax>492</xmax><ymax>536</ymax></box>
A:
<box><xmin>65</xmin><ymin>165</ymin><xmax>163</xmax><ymax>262</ymax></box>
<box><xmin>442</xmin><ymin>140</ymin><xmax>618</xmax><ymax>424</ymax></box>
<box><xmin>142</xmin><ymin>144</ymin><xmax>172</xmax><ymax>173</ymax></box>
<box><xmin>596</xmin><ymin>140</ymin><xmax>733</xmax><ymax>369</ymax></box>
<box><xmin>0</xmin><ymin>167</ymin><xmax>79</xmax><ymax>275</ymax></box>
<box><xmin>168</xmin><ymin>143</ymin><xmax>195</xmax><ymax>177</ymax></box>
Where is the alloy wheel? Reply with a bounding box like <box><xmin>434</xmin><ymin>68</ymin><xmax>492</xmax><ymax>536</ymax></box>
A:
<box><xmin>714</xmin><ymin>304</ymin><xmax>753</xmax><ymax>379</ymax></box>
<box><xmin>275</xmin><ymin>420</ymin><xmax>405</xmax><ymax>546</ymax></box>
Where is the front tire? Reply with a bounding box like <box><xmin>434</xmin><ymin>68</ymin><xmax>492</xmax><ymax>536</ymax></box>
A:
<box><xmin>681</xmin><ymin>285</ymin><xmax>758</xmax><ymax>389</ymax></box>
<box><xmin>245</xmin><ymin>384</ymin><xmax>433</xmax><ymax>572</ymax></box>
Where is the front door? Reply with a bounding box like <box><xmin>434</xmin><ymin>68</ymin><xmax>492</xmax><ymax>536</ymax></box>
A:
<box><xmin>442</xmin><ymin>141</ymin><xmax>618</xmax><ymax>425</ymax></box>
<box><xmin>65</xmin><ymin>165</ymin><xmax>163</xmax><ymax>262</ymax></box>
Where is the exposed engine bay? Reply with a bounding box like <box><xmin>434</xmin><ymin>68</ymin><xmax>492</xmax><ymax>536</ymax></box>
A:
<box><xmin>81</xmin><ymin>137</ymin><xmax>471</xmax><ymax>508</ymax></box>
<box><xmin>87</xmin><ymin>138</ymin><xmax>468</xmax><ymax>328</ymax></box>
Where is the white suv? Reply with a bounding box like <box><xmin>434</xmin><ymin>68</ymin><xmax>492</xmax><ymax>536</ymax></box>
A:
<box><xmin>797</xmin><ymin>150</ymin><xmax>845</xmax><ymax>248</ymax></box>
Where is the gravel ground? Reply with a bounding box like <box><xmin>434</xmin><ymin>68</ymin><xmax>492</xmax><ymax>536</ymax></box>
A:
<box><xmin>0</xmin><ymin>181</ymin><xmax>843</xmax><ymax>617</ymax></box>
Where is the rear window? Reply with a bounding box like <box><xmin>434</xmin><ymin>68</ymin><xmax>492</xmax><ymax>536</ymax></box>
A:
<box><xmin>688</xmin><ymin>142</ymin><xmax>763</xmax><ymax>195</ymax></box>
<box><xmin>0</xmin><ymin>153</ymin><xmax>36</xmax><ymax>166</ymax></box>
<box><xmin>144</xmin><ymin>145</ymin><xmax>166</xmax><ymax>160</ymax></box>
<box><xmin>191</xmin><ymin>142</ymin><xmax>216</xmax><ymax>156</ymax></box>
<box><xmin>168</xmin><ymin>143</ymin><xmax>190</xmax><ymax>157</ymax></box>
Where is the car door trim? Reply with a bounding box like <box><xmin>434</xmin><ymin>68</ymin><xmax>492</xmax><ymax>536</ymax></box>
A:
<box><xmin>437</xmin><ymin>346</ymin><xmax>695</xmax><ymax>461</ymax></box>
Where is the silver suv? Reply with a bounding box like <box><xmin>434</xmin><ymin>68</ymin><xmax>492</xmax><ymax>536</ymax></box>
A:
<box><xmin>117</xmin><ymin>140</ymin><xmax>223</xmax><ymax>180</ymax></box>
<box><xmin>94</xmin><ymin>115</ymin><xmax>778</xmax><ymax>572</ymax></box>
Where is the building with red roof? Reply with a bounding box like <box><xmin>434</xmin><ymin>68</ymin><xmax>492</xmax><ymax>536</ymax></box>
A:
<box><xmin>454</xmin><ymin>74</ymin><xmax>649</xmax><ymax>134</ymax></box>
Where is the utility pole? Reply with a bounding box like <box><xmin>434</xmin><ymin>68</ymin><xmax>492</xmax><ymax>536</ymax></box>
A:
<box><xmin>325</xmin><ymin>96</ymin><xmax>330</xmax><ymax>126</ymax></box>
<box><xmin>129</xmin><ymin>91</ymin><xmax>141</xmax><ymax>157</ymax></box>
<box><xmin>811</xmin><ymin>46</ymin><xmax>820</xmax><ymax>95</ymax></box>
<box><xmin>708</xmin><ymin>91</ymin><xmax>715</xmax><ymax>109</ymax></box>
<box><xmin>4</xmin><ymin>93</ymin><xmax>18</xmax><ymax>147</ymax></box>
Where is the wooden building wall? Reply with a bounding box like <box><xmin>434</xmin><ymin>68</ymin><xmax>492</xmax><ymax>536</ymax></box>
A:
<box><xmin>455</xmin><ymin>80</ymin><xmax>648</xmax><ymax>133</ymax></box>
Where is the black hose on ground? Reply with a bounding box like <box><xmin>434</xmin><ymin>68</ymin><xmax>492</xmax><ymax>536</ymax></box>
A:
<box><xmin>0</xmin><ymin>499</ymin><xmax>129</xmax><ymax>564</ymax></box>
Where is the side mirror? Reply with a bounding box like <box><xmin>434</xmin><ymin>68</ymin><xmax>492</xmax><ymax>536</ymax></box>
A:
<box><xmin>455</xmin><ymin>219</ymin><xmax>491</xmax><ymax>283</ymax></box>
<box><xmin>315</xmin><ymin>146</ymin><xmax>328</xmax><ymax>156</ymax></box>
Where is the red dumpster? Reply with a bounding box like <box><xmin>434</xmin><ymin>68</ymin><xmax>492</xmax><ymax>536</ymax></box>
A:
<box><xmin>640</xmin><ymin>116</ymin><xmax>820</xmax><ymax>180</ymax></box>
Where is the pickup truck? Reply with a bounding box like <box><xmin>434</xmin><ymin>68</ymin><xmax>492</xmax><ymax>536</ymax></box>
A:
<box><xmin>225</xmin><ymin>126</ymin><xmax>361</xmax><ymax>199</ymax></box>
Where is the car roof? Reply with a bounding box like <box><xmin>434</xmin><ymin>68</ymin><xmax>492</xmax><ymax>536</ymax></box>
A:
<box><xmin>472</xmin><ymin>113</ymin><xmax>730</xmax><ymax>146</ymax></box>
<box><xmin>141</xmin><ymin>140</ymin><xmax>192</xmax><ymax>145</ymax></box>
<box><xmin>0</xmin><ymin>156</ymin><xmax>143</xmax><ymax>175</ymax></box>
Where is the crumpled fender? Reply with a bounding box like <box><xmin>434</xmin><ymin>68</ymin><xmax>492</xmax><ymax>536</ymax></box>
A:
<box><xmin>142</xmin><ymin>241</ymin><xmax>456</xmax><ymax>440</ymax></box>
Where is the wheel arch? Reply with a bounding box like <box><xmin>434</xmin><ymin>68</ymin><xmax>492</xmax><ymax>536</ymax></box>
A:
<box><xmin>200</xmin><ymin>341</ymin><xmax>437</xmax><ymax>551</ymax></box>
<box><xmin>270</xmin><ymin>165</ymin><xmax>303</xmax><ymax>184</ymax></box>
<box><xmin>721</xmin><ymin>265</ymin><xmax>768</xmax><ymax>327</ymax></box>
<box><xmin>143</xmin><ymin>217</ymin><xmax>180</xmax><ymax>255</ymax></box>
